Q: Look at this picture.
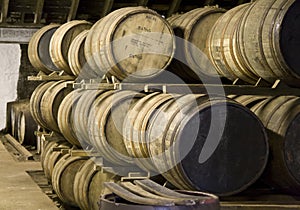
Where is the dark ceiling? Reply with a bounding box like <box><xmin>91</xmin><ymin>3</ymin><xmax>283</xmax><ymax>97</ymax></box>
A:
<box><xmin>0</xmin><ymin>0</ymin><xmax>251</xmax><ymax>27</ymax></box>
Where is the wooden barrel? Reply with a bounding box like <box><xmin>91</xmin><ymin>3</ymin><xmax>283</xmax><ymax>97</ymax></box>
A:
<box><xmin>73</xmin><ymin>157</ymin><xmax>119</xmax><ymax>210</ymax></box>
<box><xmin>9</xmin><ymin>100</ymin><xmax>31</xmax><ymax>138</ymax></box>
<box><xmin>28</xmin><ymin>24</ymin><xmax>61</xmax><ymax>74</ymax></box>
<box><xmin>52</xmin><ymin>154</ymin><xmax>88</xmax><ymax>206</ymax></box>
<box><xmin>16</xmin><ymin>110</ymin><xmax>38</xmax><ymax>146</ymax></box>
<box><xmin>237</xmin><ymin>0</ymin><xmax>300</xmax><ymax>86</ymax></box>
<box><xmin>40</xmin><ymin>81</ymin><xmax>73</xmax><ymax>133</ymax></box>
<box><xmin>167</xmin><ymin>7</ymin><xmax>226</xmax><ymax>82</ymax></box>
<box><xmin>207</xmin><ymin>3</ymin><xmax>258</xmax><ymax>84</ymax></box>
<box><xmin>57</xmin><ymin>89</ymin><xmax>85</xmax><ymax>147</ymax></box>
<box><xmin>30</xmin><ymin>81</ymin><xmax>56</xmax><ymax>130</ymax></box>
<box><xmin>86</xmin><ymin>7</ymin><xmax>175</xmax><ymax>81</ymax></box>
<box><xmin>236</xmin><ymin>96</ymin><xmax>300</xmax><ymax>194</ymax></box>
<box><xmin>50</xmin><ymin>20</ymin><xmax>92</xmax><ymax>75</ymax></box>
<box><xmin>145</xmin><ymin>95</ymin><xmax>268</xmax><ymax>196</ymax></box>
<box><xmin>229</xmin><ymin>95</ymin><xmax>270</xmax><ymax>109</ymax></box>
<box><xmin>68</xmin><ymin>30</ymin><xmax>98</xmax><ymax>79</ymax></box>
<box><xmin>88</xmin><ymin>90</ymin><xmax>145</xmax><ymax>165</ymax></box>
<box><xmin>72</xmin><ymin>90</ymin><xmax>106</xmax><ymax>146</ymax></box>
<box><xmin>41</xmin><ymin>138</ymin><xmax>71</xmax><ymax>181</ymax></box>
<box><xmin>123</xmin><ymin>92</ymin><xmax>178</xmax><ymax>172</ymax></box>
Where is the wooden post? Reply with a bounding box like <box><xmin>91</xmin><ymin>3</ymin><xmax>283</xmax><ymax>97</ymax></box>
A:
<box><xmin>34</xmin><ymin>0</ymin><xmax>45</xmax><ymax>24</ymax></box>
<box><xmin>137</xmin><ymin>0</ymin><xmax>149</xmax><ymax>6</ymax></box>
<box><xmin>204</xmin><ymin>0</ymin><xmax>215</xmax><ymax>6</ymax></box>
<box><xmin>0</xmin><ymin>0</ymin><xmax>10</xmax><ymax>23</ymax></box>
<box><xmin>67</xmin><ymin>0</ymin><xmax>80</xmax><ymax>21</ymax></box>
<box><xmin>166</xmin><ymin>0</ymin><xmax>182</xmax><ymax>17</ymax></box>
<box><xmin>101</xmin><ymin>0</ymin><xmax>114</xmax><ymax>17</ymax></box>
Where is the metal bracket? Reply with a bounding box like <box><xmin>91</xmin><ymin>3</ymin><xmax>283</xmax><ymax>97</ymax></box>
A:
<box><xmin>121</xmin><ymin>171</ymin><xmax>151</xmax><ymax>181</ymax></box>
<box><xmin>28</xmin><ymin>71</ymin><xmax>75</xmax><ymax>81</ymax></box>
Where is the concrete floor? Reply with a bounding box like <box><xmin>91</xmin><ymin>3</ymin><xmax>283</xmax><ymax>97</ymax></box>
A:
<box><xmin>0</xmin><ymin>140</ymin><xmax>58</xmax><ymax>210</ymax></box>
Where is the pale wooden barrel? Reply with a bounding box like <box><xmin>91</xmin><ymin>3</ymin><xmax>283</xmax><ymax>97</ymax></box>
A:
<box><xmin>68</xmin><ymin>30</ymin><xmax>98</xmax><ymax>79</ymax></box>
<box><xmin>238</xmin><ymin>0</ymin><xmax>300</xmax><ymax>86</ymax></box>
<box><xmin>40</xmin><ymin>81</ymin><xmax>73</xmax><ymax>133</ymax></box>
<box><xmin>41</xmin><ymin>138</ymin><xmax>71</xmax><ymax>181</ymax></box>
<box><xmin>73</xmin><ymin>158</ymin><xmax>119</xmax><ymax>210</ymax></box>
<box><xmin>30</xmin><ymin>81</ymin><xmax>56</xmax><ymax>130</ymax></box>
<box><xmin>52</xmin><ymin>154</ymin><xmax>88</xmax><ymax>207</ymax></box>
<box><xmin>146</xmin><ymin>94</ymin><xmax>268</xmax><ymax>196</ymax></box>
<box><xmin>88</xmin><ymin>90</ymin><xmax>145</xmax><ymax>165</ymax></box>
<box><xmin>237</xmin><ymin>96</ymin><xmax>300</xmax><ymax>194</ymax></box>
<box><xmin>72</xmin><ymin>90</ymin><xmax>106</xmax><ymax>146</ymax></box>
<box><xmin>16</xmin><ymin>110</ymin><xmax>38</xmax><ymax>146</ymax></box>
<box><xmin>86</xmin><ymin>7</ymin><xmax>175</xmax><ymax>81</ymax></box>
<box><xmin>207</xmin><ymin>3</ymin><xmax>258</xmax><ymax>84</ymax></box>
<box><xmin>167</xmin><ymin>7</ymin><xmax>226</xmax><ymax>82</ymax></box>
<box><xmin>57</xmin><ymin>89</ymin><xmax>85</xmax><ymax>147</ymax></box>
<box><xmin>123</xmin><ymin>92</ymin><xmax>178</xmax><ymax>172</ymax></box>
<box><xmin>28</xmin><ymin>24</ymin><xmax>61</xmax><ymax>74</ymax></box>
<box><xmin>50</xmin><ymin>20</ymin><xmax>92</xmax><ymax>75</ymax></box>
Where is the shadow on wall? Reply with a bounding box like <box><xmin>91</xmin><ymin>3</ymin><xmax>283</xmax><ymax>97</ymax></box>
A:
<box><xmin>0</xmin><ymin>44</ymin><xmax>20</xmax><ymax>130</ymax></box>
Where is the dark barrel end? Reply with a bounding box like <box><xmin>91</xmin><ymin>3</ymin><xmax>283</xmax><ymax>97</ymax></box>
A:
<box><xmin>178</xmin><ymin>103</ymin><xmax>269</xmax><ymax>195</ymax></box>
<box><xmin>280</xmin><ymin>1</ymin><xmax>300</xmax><ymax>76</ymax></box>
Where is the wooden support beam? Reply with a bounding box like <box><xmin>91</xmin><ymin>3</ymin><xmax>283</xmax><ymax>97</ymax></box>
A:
<box><xmin>34</xmin><ymin>0</ymin><xmax>44</xmax><ymax>24</ymax></box>
<box><xmin>166</xmin><ymin>0</ymin><xmax>182</xmax><ymax>17</ymax></box>
<box><xmin>101</xmin><ymin>0</ymin><xmax>114</xmax><ymax>17</ymax></box>
<box><xmin>237</xmin><ymin>0</ymin><xmax>246</xmax><ymax>5</ymax></box>
<box><xmin>137</xmin><ymin>0</ymin><xmax>149</xmax><ymax>6</ymax></box>
<box><xmin>204</xmin><ymin>0</ymin><xmax>215</xmax><ymax>6</ymax></box>
<box><xmin>67</xmin><ymin>0</ymin><xmax>80</xmax><ymax>22</ymax></box>
<box><xmin>3</xmin><ymin>134</ymin><xmax>33</xmax><ymax>160</ymax></box>
<box><xmin>0</xmin><ymin>0</ymin><xmax>9</xmax><ymax>23</ymax></box>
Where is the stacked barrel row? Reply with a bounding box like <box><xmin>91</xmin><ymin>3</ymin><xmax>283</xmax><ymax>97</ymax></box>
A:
<box><xmin>205</xmin><ymin>0</ymin><xmax>300</xmax><ymax>86</ymax></box>
<box><xmin>28</xmin><ymin>7</ymin><xmax>176</xmax><ymax>82</ymax></box>
<box><xmin>28</xmin><ymin>1</ymin><xmax>300</xmax><ymax>86</ymax></box>
<box><xmin>40</xmin><ymin>135</ymin><xmax>119</xmax><ymax>210</ymax></box>
<box><xmin>30</xmin><ymin>80</ymin><xmax>270</xmax><ymax>196</ymax></box>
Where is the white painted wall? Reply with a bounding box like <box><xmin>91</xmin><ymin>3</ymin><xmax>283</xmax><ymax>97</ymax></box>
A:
<box><xmin>0</xmin><ymin>44</ymin><xmax>21</xmax><ymax>129</ymax></box>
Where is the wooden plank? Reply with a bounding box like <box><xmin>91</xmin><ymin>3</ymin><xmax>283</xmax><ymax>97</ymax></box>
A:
<box><xmin>101</xmin><ymin>0</ymin><xmax>114</xmax><ymax>17</ymax></box>
<box><xmin>3</xmin><ymin>134</ymin><xmax>33</xmax><ymax>160</ymax></box>
<box><xmin>221</xmin><ymin>203</ymin><xmax>300</xmax><ymax>209</ymax></box>
<box><xmin>0</xmin><ymin>0</ymin><xmax>9</xmax><ymax>23</ymax></box>
<box><xmin>67</xmin><ymin>0</ymin><xmax>80</xmax><ymax>21</ymax></box>
<box><xmin>167</xmin><ymin>0</ymin><xmax>182</xmax><ymax>17</ymax></box>
<box><xmin>34</xmin><ymin>0</ymin><xmax>44</xmax><ymax>24</ymax></box>
<box><xmin>0</xmin><ymin>27</ymin><xmax>39</xmax><ymax>43</ymax></box>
